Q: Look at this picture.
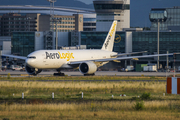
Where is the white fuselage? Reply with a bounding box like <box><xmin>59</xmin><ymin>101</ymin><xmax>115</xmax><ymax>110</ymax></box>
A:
<box><xmin>26</xmin><ymin>49</ymin><xmax>117</xmax><ymax>69</ymax></box>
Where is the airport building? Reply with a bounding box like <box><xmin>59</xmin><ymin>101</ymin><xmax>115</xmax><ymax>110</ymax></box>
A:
<box><xmin>11</xmin><ymin>31</ymin><xmax>71</xmax><ymax>56</ymax></box>
<box><xmin>7</xmin><ymin>28</ymin><xmax>180</xmax><ymax>69</ymax></box>
<box><xmin>1</xmin><ymin>2</ymin><xmax>180</xmax><ymax>70</ymax></box>
<box><xmin>94</xmin><ymin>0</ymin><xmax>130</xmax><ymax>31</ymax></box>
<box><xmin>0</xmin><ymin>36</ymin><xmax>11</xmax><ymax>54</ymax></box>
<box><xmin>40</xmin><ymin>14</ymin><xmax>83</xmax><ymax>32</ymax></box>
<box><xmin>0</xmin><ymin>36</ymin><xmax>11</xmax><ymax>67</ymax></box>
<box><xmin>0</xmin><ymin>13</ymin><xmax>40</xmax><ymax>36</ymax></box>
<box><xmin>132</xmin><ymin>31</ymin><xmax>180</xmax><ymax>67</ymax></box>
<box><xmin>0</xmin><ymin>5</ymin><xmax>96</xmax><ymax>33</ymax></box>
<box><xmin>150</xmin><ymin>6</ymin><xmax>180</xmax><ymax>31</ymax></box>
<box><xmin>79</xmin><ymin>30</ymin><xmax>180</xmax><ymax>68</ymax></box>
<box><xmin>0</xmin><ymin>13</ymin><xmax>84</xmax><ymax>36</ymax></box>
<box><xmin>83</xmin><ymin>18</ymin><xmax>96</xmax><ymax>31</ymax></box>
<box><xmin>80</xmin><ymin>31</ymin><xmax>132</xmax><ymax>53</ymax></box>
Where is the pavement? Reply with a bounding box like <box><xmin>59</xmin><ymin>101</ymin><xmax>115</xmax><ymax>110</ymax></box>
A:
<box><xmin>0</xmin><ymin>70</ymin><xmax>178</xmax><ymax>77</ymax></box>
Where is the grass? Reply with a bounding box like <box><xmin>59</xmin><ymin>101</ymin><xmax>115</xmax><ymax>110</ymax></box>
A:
<box><xmin>0</xmin><ymin>77</ymin><xmax>180</xmax><ymax>119</ymax></box>
<box><xmin>0</xmin><ymin>81</ymin><xmax>172</xmax><ymax>100</ymax></box>
<box><xmin>0</xmin><ymin>75</ymin><xmax>167</xmax><ymax>81</ymax></box>
<box><xmin>0</xmin><ymin>101</ymin><xmax>180</xmax><ymax>120</ymax></box>
<box><xmin>0</xmin><ymin>80</ymin><xmax>179</xmax><ymax>101</ymax></box>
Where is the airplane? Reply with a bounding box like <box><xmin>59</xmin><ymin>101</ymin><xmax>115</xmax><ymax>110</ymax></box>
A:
<box><xmin>2</xmin><ymin>21</ymin><xmax>174</xmax><ymax>76</ymax></box>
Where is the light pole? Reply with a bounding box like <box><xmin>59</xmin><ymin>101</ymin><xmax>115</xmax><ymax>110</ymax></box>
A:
<box><xmin>55</xmin><ymin>20</ymin><xmax>58</xmax><ymax>50</ymax></box>
<box><xmin>149</xmin><ymin>9</ymin><xmax>167</xmax><ymax>71</ymax></box>
<box><xmin>174</xmin><ymin>54</ymin><xmax>176</xmax><ymax>77</ymax></box>
<box><xmin>27</xmin><ymin>17</ymin><xmax>31</xmax><ymax>31</ymax></box>
<box><xmin>166</xmin><ymin>51</ymin><xmax>169</xmax><ymax>78</ymax></box>
<box><xmin>167</xmin><ymin>51</ymin><xmax>169</xmax><ymax>69</ymax></box>
<box><xmin>47</xmin><ymin>0</ymin><xmax>58</xmax><ymax>49</ymax></box>
<box><xmin>157</xmin><ymin>20</ymin><xmax>160</xmax><ymax>69</ymax></box>
<box><xmin>52</xmin><ymin>18</ymin><xmax>61</xmax><ymax>50</ymax></box>
<box><xmin>47</xmin><ymin>0</ymin><xmax>56</xmax><ymax>18</ymax></box>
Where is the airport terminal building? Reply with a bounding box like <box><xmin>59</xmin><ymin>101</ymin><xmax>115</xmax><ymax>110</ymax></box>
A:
<box><xmin>94</xmin><ymin>0</ymin><xmax>130</xmax><ymax>31</ymax></box>
<box><xmin>1</xmin><ymin>2</ymin><xmax>180</xmax><ymax>70</ymax></box>
<box><xmin>150</xmin><ymin>6</ymin><xmax>180</xmax><ymax>31</ymax></box>
<box><xmin>0</xmin><ymin>5</ymin><xmax>96</xmax><ymax>35</ymax></box>
<box><xmin>7</xmin><ymin>29</ymin><xmax>180</xmax><ymax>69</ymax></box>
<box><xmin>79</xmin><ymin>30</ymin><xmax>180</xmax><ymax>68</ymax></box>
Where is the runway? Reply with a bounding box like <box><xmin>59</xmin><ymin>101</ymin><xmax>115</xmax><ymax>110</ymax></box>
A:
<box><xmin>0</xmin><ymin>70</ymin><xmax>178</xmax><ymax>77</ymax></box>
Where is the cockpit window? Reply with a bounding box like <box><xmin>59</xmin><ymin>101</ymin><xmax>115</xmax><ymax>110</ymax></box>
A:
<box><xmin>27</xmin><ymin>56</ymin><xmax>36</xmax><ymax>59</ymax></box>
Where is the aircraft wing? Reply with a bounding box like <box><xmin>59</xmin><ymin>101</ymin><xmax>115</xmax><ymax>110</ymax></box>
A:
<box><xmin>2</xmin><ymin>54</ymin><xmax>27</xmax><ymax>60</ymax></box>
<box><xmin>68</xmin><ymin>53</ymin><xmax>173</xmax><ymax>65</ymax></box>
<box><xmin>95</xmin><ymin>53</ymin><xmax>173</xmax><ymax>62</ymax></box>
<box><xmin>111</xmin><ymin>51</ymin><xmax>147</xmax><ymax>57</ymax></box>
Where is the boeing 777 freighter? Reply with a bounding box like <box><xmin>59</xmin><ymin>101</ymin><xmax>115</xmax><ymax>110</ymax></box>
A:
<box><xmin>3</xmin><ymin>21</ymin><xmax>173</xmax><ymax>75</ymax></box>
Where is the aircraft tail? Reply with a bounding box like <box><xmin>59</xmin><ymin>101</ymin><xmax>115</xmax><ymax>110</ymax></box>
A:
<box><xmin>101</xmin><ymin>21</ymin><xmax>117</xmax><ymax>52</ymax></box>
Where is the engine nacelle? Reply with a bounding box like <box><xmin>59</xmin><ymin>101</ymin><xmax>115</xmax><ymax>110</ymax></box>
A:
<box><xmin>25</xmin><ymin>65</ymin><xmax>42</xmax><ymax>75</ymax></box>
<box><xmin>79</xmin><ymin>61</ymin><xmax>97</xmax><ymax>74</ymax></box>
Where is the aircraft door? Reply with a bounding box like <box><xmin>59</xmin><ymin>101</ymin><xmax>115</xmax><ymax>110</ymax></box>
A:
<box><xmin>42</xmin><ymin>54</ymin><xmax>47</xmax><ymax>64</ymax></box>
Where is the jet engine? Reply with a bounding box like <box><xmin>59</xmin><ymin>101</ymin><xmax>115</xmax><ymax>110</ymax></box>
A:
<box><xmin>25</xmin><ymin>65</ymin><xmax>42</xmax><ymax>75</ymax></box>
<box><xmin>79</xmin><ymin>61</ymin><xmax>97</xmax><ymax>75</ymax></box>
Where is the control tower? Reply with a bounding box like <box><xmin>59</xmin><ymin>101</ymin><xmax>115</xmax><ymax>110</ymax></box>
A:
<box><xmin>93</xmin><ymin>0</ymin><xmax>130</xmax><ymax>31</ymax></box>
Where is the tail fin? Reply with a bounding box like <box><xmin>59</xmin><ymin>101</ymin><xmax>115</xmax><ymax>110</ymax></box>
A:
<box><xmin>101</xmin><ymin>21</ymin><xmax>117</xmax><ymax>52</ymax></box>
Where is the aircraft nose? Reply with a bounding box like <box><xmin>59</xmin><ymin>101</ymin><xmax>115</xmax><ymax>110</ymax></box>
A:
<box><xmin>26</xmin><ymin>59</ymin><xmax>36</xmax><ymax>67</ymax></box>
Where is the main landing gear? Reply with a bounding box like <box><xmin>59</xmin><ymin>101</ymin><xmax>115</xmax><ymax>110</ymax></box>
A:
<box><xmin>54</xmin><ymin>69</ymin><xmax>65</xmax><ymax>76</ymax></box>
<box><xmin>84</xmin><ymin>73</ymin><xmax>95</xmax><ymax>76</ymax></box>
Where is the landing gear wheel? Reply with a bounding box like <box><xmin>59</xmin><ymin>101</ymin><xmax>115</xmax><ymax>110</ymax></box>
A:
<box><xmin>84</xmin><ymin>73</ymin><xmax>95</xmax><ymax>76</ymax></box>
<box><xmin>54</xmin><ymin>70</ymin><xmax>65</xmax><ymax>76</ymax></box>
<box><xmin>54</xmin><ymin>72</ymin><xmax>65</xmax><ymax>76</ymax></box>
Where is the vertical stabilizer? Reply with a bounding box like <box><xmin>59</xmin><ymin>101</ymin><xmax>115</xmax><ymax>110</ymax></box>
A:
<box><xmin>101</xmin><ymin>21</ymin><xmax>117</xmax><ymax>51</ymax></box>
